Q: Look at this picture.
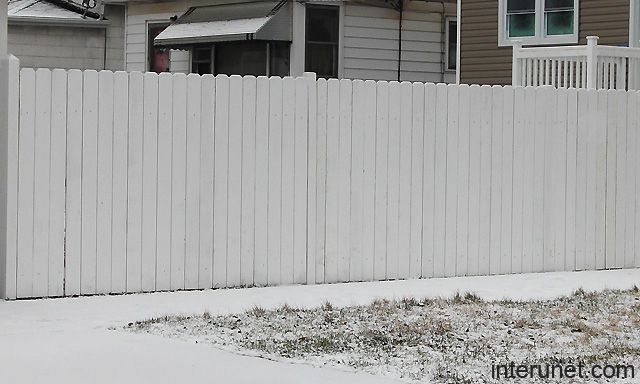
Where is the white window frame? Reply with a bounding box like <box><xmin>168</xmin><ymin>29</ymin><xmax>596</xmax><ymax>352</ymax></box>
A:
<box><xmin>498</xmin><ymin>0</ymin><xmax>579</xmax><ymax>47</ymax></box>
<box><xmin>445</xmin><ymin>17</ymin><xmax>457</xmax><ymax>72</ymax></box>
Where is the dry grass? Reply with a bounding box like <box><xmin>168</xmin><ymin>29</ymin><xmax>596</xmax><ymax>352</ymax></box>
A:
<box><xmin>129</xmin><ymin>288</ymin><xmax>640</xmax><ymax>383</ymax></box>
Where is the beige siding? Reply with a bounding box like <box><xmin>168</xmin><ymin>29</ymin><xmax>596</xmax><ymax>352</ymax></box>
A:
<box><xmin>460</xmin><ymin>0</ymin><xmax>631</xmax><ymax>86</ymax></box>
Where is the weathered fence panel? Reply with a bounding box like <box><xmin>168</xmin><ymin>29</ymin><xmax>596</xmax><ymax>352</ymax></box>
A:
<box><xmin>3</xmin><ymin>65</ymin><xmax>640</xmax><ymax>299</ymax></box>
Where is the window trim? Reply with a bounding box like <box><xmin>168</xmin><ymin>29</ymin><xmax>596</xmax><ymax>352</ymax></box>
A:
<box><xmin>498</xmin><ymin>0</ymin><xmax>579</xmax><ymax>47</ymax></box>
<box><xmin>445</xmin><ymin>18</ymin><xmax>457</xmax><ymax>72</ymax></box>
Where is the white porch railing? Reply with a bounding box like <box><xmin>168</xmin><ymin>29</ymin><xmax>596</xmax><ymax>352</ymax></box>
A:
<box><xmin>512</xmin><ymin>36</ymin><xmax>640</xmax><ymax>90</ymax></box>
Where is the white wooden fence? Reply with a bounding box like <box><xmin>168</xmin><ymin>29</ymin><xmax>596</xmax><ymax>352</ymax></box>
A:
<box><xmin>513</xmin><ymin>36</ymin><xmax>640</xmax><ymax>90</ymax></box>
<box><xmin>3</xmin><ymin>61</ymin><xmax>640</xmax><ymax>298</ymax></box>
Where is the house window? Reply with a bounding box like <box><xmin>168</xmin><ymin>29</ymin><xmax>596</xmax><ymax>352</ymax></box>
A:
<box><xmin>446</xmin><ymin>19</ymin><xmax>457</xmax><ymax>71</ymax></box>
<box><xmin>305</xmin><ymin>5</ymin><xmax>339</xmax><ymax>79</ymax></box>
<box><xmin>190</xmin><ymin>41</ymin><xmax>290</xmax><ymax>77</ymax></box>
<box><xmin>148</xmin><ymin>24</ymin><xmax>170</xmax><ymax>73</ymax></box>
<box><xmin>499</xmin><ymin>0</ymin><xmax>578</xmax><ymax>46</ymax></box>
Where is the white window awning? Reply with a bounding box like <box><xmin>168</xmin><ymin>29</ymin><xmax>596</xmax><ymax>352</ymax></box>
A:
<box><xmin>154</xmin><ymin>1</ymin><xmax>291</xmax><ymax>47</ymax></box>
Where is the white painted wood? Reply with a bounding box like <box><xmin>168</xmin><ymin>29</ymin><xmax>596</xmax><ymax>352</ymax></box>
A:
<box><xmin>444</xmin><ymin>84</ymin><xmax>459</xmax><ymax>277</ymax></box>
<box><xmin>293</xmin><ymin>77</ymin><xmax>308</xmax><ymax>284</ymax></box>
<box><xmin>111</xmin><ymin>71</ymin><xmax>128</xmax><ymax>293</ymax></box>
<box><xmin>170</xmin><ymin>73</ymin><xmax>187</xmax><ymax>290</ymax></box>
<box><xmin>565</xmin><ymin>89</ymin><xmax>579</xmax><ymax>271</ymax></box>
<box><xmin>349</xmin><ymin>80</ymin><xmax>364</xmax><ymax>282</ymax></box>
<box><xmin>574</xmin><ymin>89</ymin><xmax>588</xmax><ymax>271</ymax></box>
<box><xmin>140</xmin><ymin>72</ymin><xmax>159</xmax><ymax>292</ymax></box>
<box><xmin>324</xmin><ymin>79</ymin><xmax>340</xmax><ymax>283</ymax></box>
<box><xmin>500</xmin><ymin>86</ymin><xmax>514</xmax><ymax>275</ymax></box>
<box><xmin>280</xmin><ymin>77</ymin><xmax>295</xmax><ymax>286</ymax></box>
<box><xmin>185</xmin><ymin>74</ymin><xmax>202</xmax><ymax>290</ymax></box>
<box><xmin>466</xmin><ymin>85</ymin><xmax>482</xmax><ymax>276</ymax></box>
<box><xmin>313</xmin><ymin>77</ymin><xmax>327</xmax><ymax>284</ymax></box>
<box><xmin>422</xmin><ymin>83</ymin><xmax>437</xmax><ymax>278</ymax></box>
<box><xmin>199</xmin><ymin>74</ymin><xmax>215</xmax><ymax>289</ymax></box>
<box><xmin>17</xmin><ymin>71</ymin><xmax>36</xmax><ymax>298</ymax></box>
<box><xmin>489</xmin><ymin>86</ymin><xmax>503</xmax><ymax>275</ymax></box>
<box><xmin>398</xmin><ymin>82</ymin><xmax>413</xmax><ymax>279</ymax></box>
<box><xmin>625</xmin><ymin>91</ymin><xmax>637</xmax><ymax>268</ymax></box>
<box><xmin>213</xmin><ymin>75</ymin><xmax>229</xmax><ymax>288</ymax></box>
<box><xmin>155</xmin><ymin>72</ymin><xmax>172</xmax><ymax>291</ymax></box>
<box><xmin>32</xmin><ymin>69</ymin><xmax>51</xmax><ymax>297</ymax></box>
<box><xmin>456</xmin><ymin>84</ymin><xmax>470</xmax><ymax>277</ymax></box>
<box><xmin>267</xmin><ymin>76</ymin><xmax>282</xmax><ymax>286</ymax></box>
<box><xmin>478</xmin><ymin>85</ymin><xmax>492</xmax><ymax>276</ymax></box>
<box><xmin>584</xmin><ymin>89</ymin><xmax>599</xmax><ymax>270</ymax></box>
<box><xmin>408</xmin><ymin>82</ymin><xmax>424</xmax><ymax>279</ymax></box>
<box><xmin>304</xmin><ymin>73</ymin><xmax>319</xmax><ymax>284</ymax></box>
<box><xmin>511</xmin><ymin>86</ymin><xmax>526</xmax><ymax>273</ymax></box>
<box><xmin>338</xmin><ymin>79</ymin><xmax>352</xmax><ymax>282</ymax></box>
<box><xmin>386</xmin><ymin>81</ymin><xmax>401</xmax><ymax>280</ymax></box>
<box><xmin>374</xmin><ymin>81</ymin><xmax>389</xmax><ymax>281</ymax></box>
<box><xmin>81</xmin><ymin>70</ymin><xmax>99</xmax><ymax>295</ymax></box>
<box><xmin>433</xmin><ymin>83</ymin><xmax>448</xmax><ymax>278</ymax></box>
<box><xmin>361</xmin><ymin>80</ymin><xmax>377</xmax><ymax>281</ymax></box>
<box><xmin>96</xmin><ymin>70</ymin><xmax>114</xmax><ymax>294</ymax></box>
<box><xmin>4</xmin><ymin>56</ymin><xmax>20</xmax><ymax>300</ymax></box>
<box><xmin>241</xmin><ymin>76</ymin><xmax>257</xmax><ymax>287</ymax></box>
<box><xmin>595</xmin><ymin>90</ymin><xmax>608</xmax><ymax>270</ymax></box>
<box><xmin>227</xmin><ymin>75</ymin><xmax>243</xmax><ymax>287</ymax></box>
<box><xmin>254</xmin><ymin>76</ymin><xmax>269</xmax><ymax>286</ymax></box>
<box><xmin>614</xmin><ymin>90</ymin><xmax>628</xmax><ymax>269</ymax></box>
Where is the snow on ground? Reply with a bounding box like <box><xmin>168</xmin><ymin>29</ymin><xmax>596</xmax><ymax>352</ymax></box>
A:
<box><xmin>0</xmin><ymin>269</ymin><xmax>639</xmax><ymax>384</ymax></box>
<box><xmin>129</xmin><ymin>289</ymin><xmax>640</xmax><ymax>383</ymax></box>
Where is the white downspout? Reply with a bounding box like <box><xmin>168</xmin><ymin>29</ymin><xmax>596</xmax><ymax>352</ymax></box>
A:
<box><xmin>456</xmin><ymin>0</ymin><xmax>461</xmax><ymax>84</ymax></box>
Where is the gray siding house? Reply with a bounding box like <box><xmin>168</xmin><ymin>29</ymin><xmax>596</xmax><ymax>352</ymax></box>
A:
<box><xmin>106</xmin><ymin>0</ymin><xmax>457</xmax><ymax>82</ymax></box>
<box><xmin>7</xmin><ymin>0</ymin><xmax>125</xmax><ymax>70</ymax></box>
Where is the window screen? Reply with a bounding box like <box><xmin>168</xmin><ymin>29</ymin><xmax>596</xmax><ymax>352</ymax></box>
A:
<box><xmin>305</xmin><ymin>5</ymin><xmax>339</xmax><ymax>79</ymax></box>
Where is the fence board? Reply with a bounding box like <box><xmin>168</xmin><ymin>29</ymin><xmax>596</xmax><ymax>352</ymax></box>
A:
<box><xmin>489</xmin><ymin>86</ymin><xmax>503</xmax><ymax>275</ymax></box>
<box><xmin>97</xmin><ymin>71</ymin><xmax>114</xmax><ymax>294</ymax></box>
<box><xmin>398</xmin><ymin>82</ymin><xmax>412</xmax><ymax>279</ymax></box>
<box><xmin>374</xmin><ymin>81</ymin><xmax>389</xmax><ymax>281</ymax></box>
<box><xmin>467</xmin><ymin>85</ymin><xmax>482</xmax><ymax>276</ymax></box>
<box><xmin>254</xmin><ymin>77</ymin><xmax>269</xmax><ymax>286</ymax></box>
<box><xmin>185</xmin><ymin>74</ymin><xmax>202</xmax><ymax>289</ymax></box>
<box><xmin>199</xmin><ymin>74</ymin><xmax>215</xmax><ymax>288</ymax></box>
<box><xmin>324</xmin><ymin>79</ymin><xmax>339</xmax><ymax>283</ymax></box>
<box><xmin>456</xmin><ymin>84</ymin><xmax>470</xmax><ymax>276</ymax></box>
<box><xmin>214</xmin><ymin>75</ymin><xmax>230</xmax><ymax>288</ymax></box>
<box><xmin>386</xmin><ymin>81</ymin><xmax>401</xmax><ymax>280</ymax></box>
<box><xmin>111</xmin><ymin>72</ymin><xmax>128</xmax><ymax>293</ymax></box>
<box><xmin>362</xmin><ymin>80</ymin><xmax>377</xmax><ymax>281</ymax></box>
<box><xmin>155</xmin><ymin>73</ymin><xmax>172</xmax><ymax>291</ymax></box>
<box><xmin>409</xmin><ymin>82</ymin><xmax>424</xmax><ymax>278</ymax></box>
<box><xmin>445</xmin><ymin>84</ymin><xmax>459</xmax><ymax>277</ymax></box>
<box><xmin>267</xmin><ymin>77</ymin><xmax>282</xmax><ymax>285</ymax></box>
<box><xmin>350</xmin><ymin>80</ymin><xmax>365</xmax><ymax>282</ymax></box>
<box><xmin>227</xmin><ymin>75</ymin><xmax>243</xmax><ymax>287</ymax></box>
<box><xmin>511</xmin><ymin>87</ymin><xmax>526</xmax><ymax>273</ymax></box>
<box><xmin>338</xmin><ymin>79</ymin><xmax>352</xmax><ymax>283</ymax></box>
<box><xmin>81</xmin><ymin>70</ymin><xmax>99</xmax><ymax>295</ymax></box>
<box><xmin>294</xmin><ymin>77</ymin><xmax>309</xmax><ymax>284</ymax></box>
<box><xmin>170</xmin><ymin>73</ymin><xmax>187</xmax><ymax>290</ymax></box>
<box><xmin>627</xmin><ymin>92</ymin><xmax>638</xmax><ymax>268</ymax></box>
<box><xmin>280</xmin><ymin>77</ymin><xmax>295</xmax><ymax>285</ymax></box>
<box><xmin>5</xmin><ymin>57</ymin><xmax>20</xmax><ymax>299</ymax></box>
<box><xmin>306</xmin><ymin>74</ymin><xmax>319</xmax><ymax>284</ymax></box>
<box><xmin>500</xmin><ymin>86</ymin><xmax>514</xmax><ymax>275</ymax></box>
<box><xmin>478</xmin><ymin>85</ymin><xmax>492</xmax><ymax>276</ymax></box>
<box><xmin>241</xmin><ymin>76</ymin><xmax>257</xmax><ymax>286</ymax></box>
<box><xmin>33</xmin><ymin>68</ymin><xmax>51</xmax><ymax>297</ymax></box>
<box><xmin>565</xmin><ymin>89</ymin><xmax>579</xmax><ymax>271</ymax></box>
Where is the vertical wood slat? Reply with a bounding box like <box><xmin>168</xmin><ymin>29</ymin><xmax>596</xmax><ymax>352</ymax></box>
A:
<box><xmin>241</xmin><ymin>76</ymin><xmax>257</xmax><ymax>286</ymax></box>
<box><xmin>266</xmin><ymin>76</ymin><xmax>282</xmax><ymax>285</ymax></box>
<box><xmin>111</xmin><ymin>71</ymin><xmax>128</xmax><ymax>293</ymax></box>
<box><xmin>5</xmin><ymin>57</ymin><xmax>20</xmax><ymax>299</ymax></box>
<box><xmin>141</xmin><ymin>73</ymin><xmax>159</xmax><ymax>292</ymax></box>
<box><xmin>324</xmin><ymin>79</ymin><xmax>339</xmax><ymax>283</ymax></box>
<box><xmin>17</xmin><ymin>69</ymin><xmax>35</xmax><ymax>298</ymax></box>
<box><xmin>280</xmin><ymin>77</ymin><xmax>295</xmax><ymax>285</ymax></box>
<box><xmin>81</xmin><ymin>70</ymin><xmax>99</xmax><ymax>295</ymax></box>
<box><xmin>96</xmin><ymin>70</ymin><xmax>114</xmax><ymax>294</ymax></box>
<box><xmin>349</xmin><ymin>80</ymin><xmax>364</xmax><ymax>282</ymax></box>
<box><xmin>32</xmin><ymin>69</ymin><xmax>51</xmax><ymax>297</ymax></box>
<box><xmin>254</xmin><ymin>76</ymin><xmax>269</xmax><ymax>286</ymax></box>
<box><xmin>185</xmin><ymin>74</ymin><xmax>202</xmax><ymax>289</ymax></box>
<box><xmin>397</xmin><ymin>82</ymin><xmax>412</xmax><ymax>279</ymax></box>
<box><xmin>155</xmin><ymin>73</ymin><xmax>172</xmax><ymax>291</ymax></box>
<box><xmin>374</xmin><ymin>81</ymin><xmax>389</xmax><ymax>280</ymax></box>
<box><xmin>214</xmin><ymin>75</ymin><xmax>230</xmax><ymax>287</ymax></box>
<box><xmin>227</xmin><ymin>75</ymin><xmax>243</xmax><ymax>287</ymax></box>
<box><xmin>293</xmin><ymin>77</ymin><xmax>309</xmax><ymax>284</ymax></box>
<box><xmin>170</xmin><ymin>73</ymin><xmax>187</xmax><ymax>290</ymax></box>
<box><xmin>338</xmin><ymin>79</ymin><xmax>352</xmax><ymax>282</ymax></box>
<box><xmin>198</xmin><ymin>74</ymin><xmax>215</xmax><ymax>289</ymax></box>
<box><xmin>386</xmin><ymin>81</ymin><xmax>401</xmax><ymax>280</ymax></box>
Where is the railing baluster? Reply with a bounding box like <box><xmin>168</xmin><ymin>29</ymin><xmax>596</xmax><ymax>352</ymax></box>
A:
<box><xmin>564</xmin><ymin>59</ymin><xmax>569</xmax><ymax>88</ymax></box>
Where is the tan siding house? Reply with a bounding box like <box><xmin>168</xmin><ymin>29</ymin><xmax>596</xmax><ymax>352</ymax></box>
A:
<box><xmin>460</xmin><ymin>0</ymin><xmax>631</xmax><ymax>86</ymax></box>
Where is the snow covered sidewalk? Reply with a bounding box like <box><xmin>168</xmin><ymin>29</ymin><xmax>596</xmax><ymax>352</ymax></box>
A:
<box><xmin>1</xmin><ymin>269</ymin><xmax>639</xmax><ymax>384</ymax></box>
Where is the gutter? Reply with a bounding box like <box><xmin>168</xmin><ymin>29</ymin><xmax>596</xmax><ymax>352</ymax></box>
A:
<box><xmin>8</xmin><ymin>16</ymin><xmax>110</xmax><ymax>28</ymax></box>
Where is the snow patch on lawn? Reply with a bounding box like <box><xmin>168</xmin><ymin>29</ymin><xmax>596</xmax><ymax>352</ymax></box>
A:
<box><xmin>127</xmin><ymin>288</ymin><xmax>640</xmax><ymax>383</ymax></box>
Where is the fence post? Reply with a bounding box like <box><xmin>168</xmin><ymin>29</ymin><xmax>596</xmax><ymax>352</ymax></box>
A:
<box><xmin>586</xmin><ymin>36</ymin><xmax>599</xmax><ymax>90</ymax></box>
<box><xmin>512</xmin><ymin>42</ymin><xmax>523</xmax><ymax>86</ymax></box>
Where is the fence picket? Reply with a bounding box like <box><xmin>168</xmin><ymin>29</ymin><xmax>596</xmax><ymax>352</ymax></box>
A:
<box><xmin>254</xmin><ymin>77</ymin><xmax>269</xmax><ymax>286</ymax></box>
<box><xmin>199</xmin><ymin>74</ymin><xmax>215</xmax><ymax>288</ymax></box>
<box><xmin>214</xmin><ymin>75</ymin><xmax>230</xmax><ymax>287</ymax></box>
<box><xmin>241</xmin><ymin>76</ymin><xmax>257</xmax><ymax>286</ymax></box>
<box><xmin>111</xmin><ymin>72</ymin><xmax>128</xmax><ymax>293</ymax></box>
<box><xmin>185</xmin><ymin>74</ymin><xmax>202</xmax><ymax>289</ymax></box>
<box><xmin>280</xmin><ymin>77</ymin><xmax>295</xmax><ymax>285</ymax></box>
<box><xmin>294</xmin><ymin>77</ymin><xmax>309</xmax><ymax>284</ymax></box>
<box><xmin>227</xmin><ymin>75</ymin><xmax>243</xmax><ymax>287</ymax></box>
<box><xmin>142</xmin><ymin>72</ymin><xmax>159</xmax><ymax>292</ymax></box>
<box><xmin>374</xmin><ymin>81</ymin><xmax>389</xmax><ymax>280</ymax></box>
<box><xmin>409</xmin><ymin>82</ymin><xmax>424</xmax><ymax>278</ymax></box>
<box><xmin>386</xmin><ymin>81</ymin><xmax>401</xmax><ymax>280</ymax></box>
<box><xmin>156</xmin><ymin>73</ymin><xmax>172</xmax><ymax>291</ymax></box>
<box><xmin>97</xmin><ymin>70</ymin><xmax>114</xmax><ymax>294</ymax></box>
<box><xmin>267</xmin><ymin>76</ymin><xmax>282</xmax><ymax>285</ymax></box>
<box><xmin>170</xmin><ymin>73</ymin><xmax>187</xmax><ymax>290</ymax></box>
<box><xmin>33</xmin><ymin>69</ymin><xmax>51</xmax><ymax>297</ymax></box>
